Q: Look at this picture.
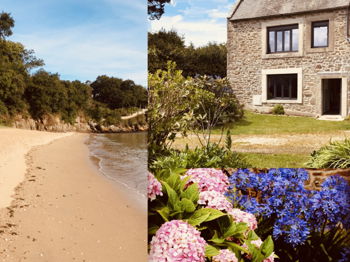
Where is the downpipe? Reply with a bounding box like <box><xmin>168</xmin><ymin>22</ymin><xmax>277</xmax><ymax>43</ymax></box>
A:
<box><xmin>347</xmin><ymin>1</ymin><xmax>350</xmax><ymax>43</ymax></box>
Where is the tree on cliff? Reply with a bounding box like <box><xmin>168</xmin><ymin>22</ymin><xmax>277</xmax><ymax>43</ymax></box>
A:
<box><xmin>148</xmin><ymin>0</ymin><xmax>171</xmax><ymax>20</ymax></box>
<box><xmin>0</xmin><ymin>12</ymin><xmax>15</xmax><ymax>39</ymax></box>
<box><xmin>91</xmin><ymin>76</ymin><xmax>147</xmax><ymax>109</ymax></box>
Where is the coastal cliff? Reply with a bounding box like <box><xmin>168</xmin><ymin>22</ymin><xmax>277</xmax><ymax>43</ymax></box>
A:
<box><xmin>11</xmin><ymin>114</ymin><xmax>148</xmax><ymax>133</ymax></box>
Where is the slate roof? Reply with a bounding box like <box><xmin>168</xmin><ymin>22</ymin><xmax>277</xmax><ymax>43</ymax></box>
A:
<box><xmin>229</xmin><ymin>0</ymin><xmax>350</xmax><ymax>20</ymax></box>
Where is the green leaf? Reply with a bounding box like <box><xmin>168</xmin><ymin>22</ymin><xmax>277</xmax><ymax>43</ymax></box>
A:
<box><xmin>180</xmin><ymin>198</ymin><xmax>196</xmax><ymax>213</ymax></box>
<box><xmin>187</xmin><ymin>208</ymin><xmax>211</xmax><ymax>226</ymax></box>
<box><xmin>206</xmin><ymin>208</ymin><xmax>226</xmax><ymax>222</ymax></box>
<box><xmin>224</xmin><ymin>222</ymin><xmax>248</xmax><ymax>238</ymax></box>
<box><xmin>224</xmin><ymin>241</ymin><xmax>249</xmax><ymax>254</ymax></box>
<box><xmin>148</xmin><ymin>225</ymin><xmax>160</xmax><ymax>235</ymax></box>
<box><xmin>181</xmin><ymin>183</ymin><xmax>199</xmax><ymax>202</ymax></box>
<box><xmin>261</xmin><ymin>236</ymin><xmax>274</xmax><ymax>258</ymax></box>
<box><xmin>162</xmin><ymin>181</ymin><xmax>179</xmax><ymax>209</ymax></box>
<box><xmin>156</xmin><ymin>206</ymin><xmax>170</xmax><ymax>222</ymax></box>
<box><xmin>205</xmin><ymin>245</ymin><xmax>220</xmax><ymax>258</ymax></box>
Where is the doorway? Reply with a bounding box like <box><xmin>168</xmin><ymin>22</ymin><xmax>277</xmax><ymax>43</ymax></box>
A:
<box><xmin>322</xmin><ymin>79</ymin><xmax>341</xmax><ymax>115</ymax></box>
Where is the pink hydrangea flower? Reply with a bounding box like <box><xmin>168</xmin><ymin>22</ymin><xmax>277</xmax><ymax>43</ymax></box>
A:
<box><xmin>149</xmin><ymin>220</ymin><xmax>206</xmax><ymax>262</ymax></box>
<box><xmin>198</xmin><ymin>191</ymin><xmax>233</xmax><ymax>212</ymax></box>
<box><xmin>212</xmin><ymin>249</ymin><xmax>238</xmax><ymax>262</ymax></box>
<box><xmin>243</xmin><ymin>239</ymin><xmax>275</xmax><ymax>262</ymax></box>
<box><xmin>228</xmin><ymin>208</ymin><xmax>257</xmax><ymax>231</ymax></box>
<box><xmin>148</xmin><ymin>172</ymin><xmax>163</xmax><ymax>201</ymax></box>
<box><xmin>182</xmin><ymin>168</ymin><xmax>229</xmax><ymax>193</ymax></box>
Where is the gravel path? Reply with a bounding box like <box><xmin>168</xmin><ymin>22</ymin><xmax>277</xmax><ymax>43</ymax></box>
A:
<box><xmin>173</xmin><ymin>131</ymin><xmax>350</xmax><ymax>155</ymax></box>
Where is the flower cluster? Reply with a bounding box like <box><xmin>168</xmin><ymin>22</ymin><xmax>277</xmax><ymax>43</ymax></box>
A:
<box><xmin>228</xmin><ymin>208</ymin><xmax>257</xmax><ymax>231</ymax></box>
<box><xmin>148</xmin><ymin>172</ymin><xmax>163</xmax><ymax>201</ymax></box>
<box><xmin>226</xmin><ymin>169</ymin><xmax>350</xmax><ymax>246</ymax></box>
<box><xmin>149</xmin><ymin>220</ymin><xmax>206</xmax><ymax>262</ymax></box>
<box><xmin>198</xmin><ymin>191</ymin><xmax>233</xmax><ymax>212</ymax></box>
<box><xmin>212</xmin><ymin>249</ymin><xmax>238</xmax><ymax>262</ymax></box>
<box><xmin>182</xmin><ymin>168</ymin><xmax>229</xmax><ymax>193</ymax></box>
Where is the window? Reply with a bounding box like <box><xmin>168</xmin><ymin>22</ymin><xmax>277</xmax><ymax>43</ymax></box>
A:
<box><xmin>312</xmin><ymin>21</ymin><xmax>329</xmax><ymax>48</ymax></box>
<box><xmin>267</xmin><ymin>74</ymin><xmax>298</xmax><ymax>100</ymax></box>
<box><xmin>267</xmin><ymin>24</ymin><xmax>299</xmax><ymax>53</ymax></box>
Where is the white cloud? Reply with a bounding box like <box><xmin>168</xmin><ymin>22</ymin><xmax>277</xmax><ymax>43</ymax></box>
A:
<box><xmin>150</xmin><ymin>14</ymin><xmax>227</xmax><ymax>47</ymax></box>
<box><xmin>14</xmin><ymin>23</ymin><xmax>147</xmax><ymax>85</ymax></box>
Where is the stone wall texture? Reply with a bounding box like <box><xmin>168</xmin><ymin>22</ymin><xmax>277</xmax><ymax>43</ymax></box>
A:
<box><xmin>227</xmin><ymin>8</ymin><xmax>350</xmax><ymax>117</ymax></box>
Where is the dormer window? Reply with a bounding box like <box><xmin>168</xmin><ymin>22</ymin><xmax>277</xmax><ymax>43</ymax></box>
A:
<box><xmin>312</xmin><ymin>21</ymin><xmax>329</xmax><ymax>48</ymax></box>
<box><xmin>267</xmin><ymin>24</ymin><xmax>299</xmax><ymax>53</ymax></box>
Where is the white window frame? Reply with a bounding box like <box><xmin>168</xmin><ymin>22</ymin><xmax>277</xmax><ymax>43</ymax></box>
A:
<box><xmin>261</xmin><ymin>18</ymin><xmax>304</xmax><ymax>59</ymax></box>
<box><xmin>262</xmin><ymin>68</ymin><xmax>303</xmax><ymax>104</ymax></box>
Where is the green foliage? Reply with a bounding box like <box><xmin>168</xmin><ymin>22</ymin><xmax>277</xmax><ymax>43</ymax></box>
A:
<box><xmin>148</xmin><ymin>61</ymin><xmax>205</xmax><ymax>160</ymax></box>
<box><xmin>149</xmin><ymin>170</ymin><xmax>275</xmax><ymax>262</ymax></box>
<box><xmin>148</xmin><ymin>30</ymin><xmax>227</xmax><ymax>77</ymax></box>
<box><xmin>271</xmin><ymin>104</ymin><xmax>285</xmax><ymax>115</ymax></box>
<box><xmin>148</xmin><ymin>0</ymin><xmax>171</xmax><ymax>20</ymax></box>
<box><xmin>0</xmin><ymin>12</ymin><xmax>14</xmax><ymax>39</ymax></box>
<box><xmin>148</xmin><ymin>62</ymin><xmax>244</xmax><ymax>164</ymax></box>
<box><xmin>151</xmin><ymin>143</ymin><xmax>249</xmax><ymax>172</ymax></box>
<box><xmin>91</xmin><ymin>75</ymin><xmax>147</xmax><ymax>109</ymax></box>
<box><xmin>306</xmin><ymin>139</ymin><xmax>350</xmax><ymax>168</ymax></box>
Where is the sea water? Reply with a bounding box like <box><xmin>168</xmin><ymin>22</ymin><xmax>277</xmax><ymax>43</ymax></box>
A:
<box><xmin>87</xmin><ymin>132</ymin><xmax>147</xmax><ymax>210</ymax></box>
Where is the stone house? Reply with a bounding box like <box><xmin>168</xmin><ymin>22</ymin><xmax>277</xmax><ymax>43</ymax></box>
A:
<box><xmin>227</xmin><ymin>0</ymin><xmax>350</xmax><ymax>119</ymax></box>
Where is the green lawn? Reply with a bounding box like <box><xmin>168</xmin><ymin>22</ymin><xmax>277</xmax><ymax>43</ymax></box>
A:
<box><xmin>213</xmin><ymin>111</ymin><xmax>350</xmax><ymax>135</ymax></box>
<box><xmin>242</xmin><ymin>152</ymin><xmax>310</xmax><ymax>168</ymax></box>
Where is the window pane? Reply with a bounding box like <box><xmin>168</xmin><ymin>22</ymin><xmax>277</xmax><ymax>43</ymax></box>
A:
<box><xmin>292</xmin><ymin>28</ymin><xmax>299</xmax><ymax>51</ymax></box>
<box><xmin>277</xmin><ymin>31</ymin><xmax>283</xmax><ymax>52</ymax></box>
<box><xmin>269</xmin><ymin>31</ymin><xmax>275</xmax><ymax>53</ymax></box>
<box><xmin>284</xmin><ymin>31</ymin><xmax>290</xmax><ymax>51</ymax></box>
<box><xmin>267</xmin><ymin>74</ymin><xmax>297</xmax><ymax>100</ymax></box>
<box><xmin>313</xmin><ymin>24</ymin><xmax>328</xmax><ymax>47</ymax></box>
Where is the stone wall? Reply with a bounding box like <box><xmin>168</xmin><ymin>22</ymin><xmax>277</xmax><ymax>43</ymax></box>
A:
<box><xmin>227</xmin><ymin>8</ymin><xmax>350</xmax><ymax>117</ymax></box>
<box><xmin>306</xmin><ymin>168</ymin><xmax>350</xmax><ymax>189</ymax></box>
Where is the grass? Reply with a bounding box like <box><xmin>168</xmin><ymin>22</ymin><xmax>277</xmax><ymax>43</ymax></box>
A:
<box><xmin>241</xmin><ymin>152</ymin><xmax>310</xmax><ymax>168</ymax></box>
<box><xmin>213</xmin><ymin>111</ymin><xmax>350</xmax><ymax>135</ymax></box>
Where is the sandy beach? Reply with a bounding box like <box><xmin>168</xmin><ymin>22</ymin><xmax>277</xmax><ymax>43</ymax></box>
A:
<box><xmin>0</xmin><ymin>129</ymin><xmax>147</xmax><ymax>261</ymax></box>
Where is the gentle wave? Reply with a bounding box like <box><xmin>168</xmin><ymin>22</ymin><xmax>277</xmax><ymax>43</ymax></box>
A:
<box><xmin>87</xmin><ymin>133</ymin><xmax>147</xmax><ymax>208</ymax></box>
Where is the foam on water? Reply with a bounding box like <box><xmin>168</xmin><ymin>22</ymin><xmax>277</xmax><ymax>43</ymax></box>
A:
<box><xmin>86</xmin><ymin>132</ymin><xmax>147</xmax><ymax>210</ymax></box>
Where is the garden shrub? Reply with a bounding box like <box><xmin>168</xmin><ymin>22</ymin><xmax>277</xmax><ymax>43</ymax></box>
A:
<box><xmin>226</xmin><ymin>168</ymin><xmax>350</xmax><ymax>262</ymax></box>
<box><xmin>150</xmin><ymin>142</ymin><xmax>249</xmax><ymax>172</ymax></box>
<box><xmin>148</xmin><ymin>169</ymin><xmax>276</xmax><ymax>262</ymax></box>
<box><xmin>306</xmin><ymin>139</ymin><xmax>350</xmax><ymax>168</ymax></box>
<box><xmin>271</xmin><ymin>105</ymin><xmax>284</xmax><ymax>115</ymax></box>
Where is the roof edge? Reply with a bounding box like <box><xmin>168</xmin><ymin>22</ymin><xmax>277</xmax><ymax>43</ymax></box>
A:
<box><xmin>229</xmin><ymin>5</ymin><xmax>349</xmax><ymax>21</ymax></box>
<box><xmin>227</xmin><ymin>0</ymin><xmax>244</xmax><ymax>19</ymax></box>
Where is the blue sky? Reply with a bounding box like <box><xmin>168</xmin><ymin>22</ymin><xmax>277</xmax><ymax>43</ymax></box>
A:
<box><xmin>1</xmin><ymin>0</ymin><xmax>147</xmax><ymax>86</ymax></box>
<box><xmin>149</xmin><ymin>0</ymin><xmax>237</xmax><ymax>47</ymax></box>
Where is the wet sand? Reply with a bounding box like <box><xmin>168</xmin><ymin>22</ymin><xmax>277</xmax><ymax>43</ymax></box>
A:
<box><xmin>0</xmin><ymin>133</ymin><xmax>147</xmax><ymax>261</ymax></box>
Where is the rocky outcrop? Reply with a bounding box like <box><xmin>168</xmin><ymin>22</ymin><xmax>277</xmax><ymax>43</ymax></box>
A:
<box><xmin>11</xmin><ymin>115</ymin><xmax>148</xmax><ymax>133</ymax></box>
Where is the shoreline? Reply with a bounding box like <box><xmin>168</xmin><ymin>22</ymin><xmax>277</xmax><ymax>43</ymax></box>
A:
<box><xmin>0</xmin><ymin>131</ymin><xmax>147</xmax><ymax>261</ymax></box>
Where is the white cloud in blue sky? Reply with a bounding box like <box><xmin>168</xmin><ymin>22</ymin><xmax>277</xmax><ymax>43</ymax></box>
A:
<box><xmin>150</xmin><ymin>0</ymin><xmax>237</xmax><ymax>47</ymax></box>
<box><xmin>1</xmin><ymin>0</ymin><xmax>147</xmax><ymax>86</ymax></box>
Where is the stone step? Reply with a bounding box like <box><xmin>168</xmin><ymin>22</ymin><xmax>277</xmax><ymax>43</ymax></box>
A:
<box><xmin>318</xmin><ymin>115</ymin><xmax>344</xmax><ymax>121</ymax></box>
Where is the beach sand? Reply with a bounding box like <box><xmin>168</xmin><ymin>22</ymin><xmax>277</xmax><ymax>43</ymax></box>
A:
<box><xmin>0</xmin><ymin>130</ymin><xmax>147</xmax><ymax>261</ymax></box>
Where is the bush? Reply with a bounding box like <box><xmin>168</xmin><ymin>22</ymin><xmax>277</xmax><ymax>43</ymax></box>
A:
<box><xmin>148</xmin><ymin>169</ymin><xmax>275</xmax><ymax>261</ymax></box>
<box><xmin>271</xmin><ymin>105</ymin><xmax>285</xmax><ymax>115</ymax></box>
<box><xmin>151</xmin><ymin>143</ymin><xmax>249</xmax><ymax>172</ymax></box>
<box><xmin>226</xmin><ymin>169</ymin><xmax>350</xmax><ymax>262</ymax></box>
<box><xmin>306</xmin><ymin>139</ymin><xmax>350</xmax><ymax>168</ymax></box>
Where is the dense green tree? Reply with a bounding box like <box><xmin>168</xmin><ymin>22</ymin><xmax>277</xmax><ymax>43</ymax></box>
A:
<box><xmin>91</xmin><ymin>75</ymin><xmax>147</xmax><ymax>109</ymax></box>
<box><xmin>148</xmin><ymin>0</ymin><xmax>171</xmax><ymax>20</ymax></box>
<box><xmin>148</xmin><ymin>30</ymin><xmax>186</xmax><ymax>74</ymax></box>
<box><xmin>148</xmin><ymin>30</ymin><xmax>227</xmax><ymax>77</ymax></box>
<box><xmin>0</xmin><ymin>12</ymin><xmax>14</xmax><ymax>39</ymax></box>
<box><xmin>25</xmin><ymin>70</ymin><xmax>68</xmax><ymax>119</ymax></box>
